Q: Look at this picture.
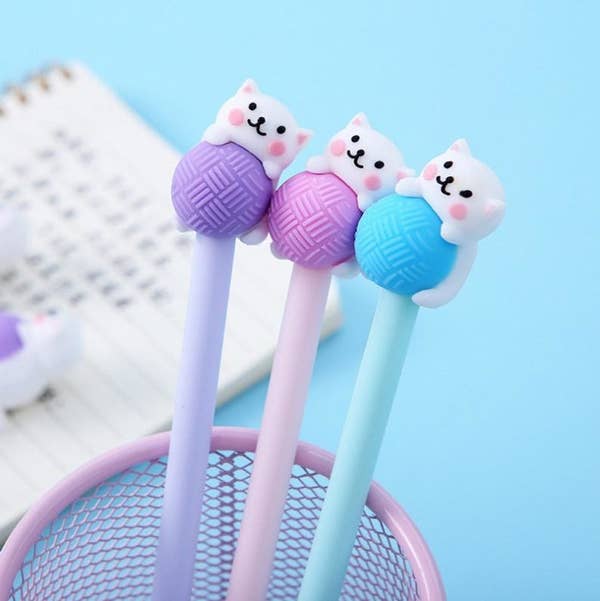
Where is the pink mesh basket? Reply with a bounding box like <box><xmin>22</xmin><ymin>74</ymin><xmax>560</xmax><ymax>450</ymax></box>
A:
<box><xmin>0</xmin><ymin>427</ymin><xmax>445</xmax><ymax>601</ymax></box>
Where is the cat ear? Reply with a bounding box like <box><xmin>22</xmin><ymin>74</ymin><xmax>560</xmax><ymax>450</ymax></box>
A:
<box><xmin>349</xmin><ymin>112</ymin><xmax>371</xmax><ymax>128</ymax></box>
<box><xmin>449</xmin><ymin>138</ymin><xmax>471</xmax><ymax>155</ymax></box>
<box><xmin>296</xmin><ymin>129</ymin><xmax>313</xmax><ymax>148</ymax></box>
<box><xmin>238</xmin><ymin>78</ymin><xmax>259</xmax><ymax>94</ymax></box>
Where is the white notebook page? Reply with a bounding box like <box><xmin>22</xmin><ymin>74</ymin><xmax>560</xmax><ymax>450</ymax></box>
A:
<box><xmin>0</xmin><ymin>63</ymin><xmax>342</xmax><ymax>540</ymax></box>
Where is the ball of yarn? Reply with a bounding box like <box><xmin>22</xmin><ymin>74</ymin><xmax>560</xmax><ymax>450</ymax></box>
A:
<box><xmin>355</xmin><ymin>195</ymin><xmax>458</xmax><ymax>295</ymax></box>
<box><xmin>171</xmin><ymin>142</ymin><xmax>272</xmax><ymax>237</ymax></box>
<box><xmin>268</xmin><ymin>172</ymin><xmax>361</xmax><ymax>269</ymax></box>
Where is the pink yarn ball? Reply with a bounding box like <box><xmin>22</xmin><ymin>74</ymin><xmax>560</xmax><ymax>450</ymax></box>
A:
<box><xmin>268</xmin><ymin>172</ymin><xmax>360</xmax><ymax>269</ymax></box>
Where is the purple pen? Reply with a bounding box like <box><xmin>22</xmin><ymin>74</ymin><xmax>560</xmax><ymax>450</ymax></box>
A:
<box><xmin>151</xmin><ymin>79</ymin><xmax>311</xmax><ymax>601</ymax></box>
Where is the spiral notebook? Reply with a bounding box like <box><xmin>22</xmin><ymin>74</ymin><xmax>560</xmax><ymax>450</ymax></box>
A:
<box><xmin>0</xmin><ymin>63</ymin><xmax>342</xmax><ymax>541</ymax></box>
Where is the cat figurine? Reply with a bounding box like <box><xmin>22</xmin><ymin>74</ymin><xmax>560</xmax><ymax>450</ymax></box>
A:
<box><xmin>0</xmin><ymin>311</ymin><xmax>83</xmax><ymax>428</ymax></box>
<box><xmin>306</xmin><ymin>113</ymin><xmax>413</xmax><ymax>212</ymax></box>
<box><xmin>395</xmin><ymin>139</ymin><xmax>506</xmax><ymax>308</ymax></box>
<box><xmin>0</xmin><ymin>205</ymin><xmax>28</xmax><ymax>269</ymax></box>
<box><xmin>304</xmin><ymin>113</ymin><xmax>412</xmax><ymax>276</ymax></box>
<box><xmin>202</xmin><ymin>79</ymin><xmax>313</xmax><ymax>244</ymax></box>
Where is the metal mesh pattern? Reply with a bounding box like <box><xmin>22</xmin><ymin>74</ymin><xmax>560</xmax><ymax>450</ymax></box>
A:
<box><xmin>8</xmin><ymin>449</ymin><xmax>419</xmax><ymax>601</ymax></box>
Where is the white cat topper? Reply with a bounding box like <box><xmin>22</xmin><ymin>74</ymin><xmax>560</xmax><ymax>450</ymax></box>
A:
<box><xmin>306</xmin><ymin>113</ymin><xmax>413</xmax><ymax>211</ymax></box>
<box><xmin>203</xmin><ymin>79</ymin><xmax>312</xmax><ymax>183</ymax></box>
<box><xmin>0</xmin><ymin>311</ymin><xmax>82</xmax><ymax>428</ymax></box>
<box><xmin>396</xmin><ymin>139</ymin><xmax>506</xmax><ymax>308</ymax></box>
<box><xmin>202</xmin><ymin>79</ymin><xmax>312</xmax><ymax>243</ymax></box>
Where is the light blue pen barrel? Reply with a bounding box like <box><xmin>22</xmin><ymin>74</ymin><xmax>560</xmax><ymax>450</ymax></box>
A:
<box><xmin>297</xmin><ymin>194</ymin><xmax>458</xmax><ymax>601</ymax></box>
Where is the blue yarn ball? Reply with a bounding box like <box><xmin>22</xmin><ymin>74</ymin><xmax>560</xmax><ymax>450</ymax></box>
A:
<box><xmin>355</xmin><ymin>195</ymin><xmax>458</xmax><ymax>295</ymax></box>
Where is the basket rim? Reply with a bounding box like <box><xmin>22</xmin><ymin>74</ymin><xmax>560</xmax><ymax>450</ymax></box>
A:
<box><xmin>0</xmin><ymin>426</ymin><xmax>445</xmax><ymax>601</ymax></box>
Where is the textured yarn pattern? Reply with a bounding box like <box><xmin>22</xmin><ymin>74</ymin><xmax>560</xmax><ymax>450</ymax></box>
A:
<box><xmin>269</xmin><ymin>172</ymin><xmax>360</xmax><ymax>268</ymax></box>
<box><xmin>172</xmin><ymin>142</ymin><xmax>272</xmax><ymax>237</ymax></box>
<box><xmin>355</xmin><ymin>195</ymin><xmax>457</xmax><ymax>295</ymax></box>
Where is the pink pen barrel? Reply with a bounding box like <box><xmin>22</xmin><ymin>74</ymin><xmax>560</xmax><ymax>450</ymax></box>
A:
<box><xmin>226</xmin><ymin>171</ymin><xmax>361</xmax><ymax>601</ymax></box>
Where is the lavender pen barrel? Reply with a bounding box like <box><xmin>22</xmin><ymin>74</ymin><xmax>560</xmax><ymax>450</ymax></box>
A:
<box><xmin>152</xmin><ymin>78</ymin><xmax>311</xmax><ymax>601</ymax></box>
<box><xmin>152</xmin><ymin>141</ymin><xmax>271</xmax><ymax>601</ymax></box>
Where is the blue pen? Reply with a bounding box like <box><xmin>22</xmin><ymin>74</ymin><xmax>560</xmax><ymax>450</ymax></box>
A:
<box><xmin>298</xmin><ymin>140</ymin><xmax>506</xmax><ymax>600</ymax></box>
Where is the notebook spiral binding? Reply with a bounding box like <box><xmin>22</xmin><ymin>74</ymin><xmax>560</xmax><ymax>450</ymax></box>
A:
<box><xmin>0</xmin><ymin>65</ymin><xmax>73</xmax><ymax>117</ymax></box>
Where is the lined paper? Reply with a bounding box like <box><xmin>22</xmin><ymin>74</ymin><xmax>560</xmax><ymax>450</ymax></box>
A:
<box><xmin>0</xmin><ymin>63</ymin><xmax>342</xmax><ymax>540</ymax></box>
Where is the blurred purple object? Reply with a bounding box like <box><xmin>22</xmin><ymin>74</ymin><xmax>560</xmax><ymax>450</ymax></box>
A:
<box><xmin>0</xmin><ymin>314</ymin><xmax>23</xmax><ymax>360</ymax></box>
<box><xmin>268</xmin><ymin>172</ymin><xmax>360</xmax><ymax>269</ymax></box>
<box><xmin>171</xmin><ymin>142</ymin><xmax>272</xmax><ymax>237</ymax></box>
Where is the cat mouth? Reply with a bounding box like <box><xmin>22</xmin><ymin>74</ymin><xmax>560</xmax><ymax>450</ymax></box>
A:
<box><xmin>346</xmin><ymin>149</ymin><xmax>365</xmax><ymax>168</ymax></box>
<box><xmin>247</xmin><ymin>117</ymin><xmax>267</xmax><ymax>136</ymax></box>
<box><xmin>435</xmin><ymin>175</ymin><xmax>454</xmax><ymax>195</ymax></box>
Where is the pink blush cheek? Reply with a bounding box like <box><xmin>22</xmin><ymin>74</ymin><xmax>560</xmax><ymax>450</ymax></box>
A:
<box><xmin>228</xmin><ymin>108</ymin><xmax>244</xmax><ymax>126</ymax></box>
<box><xmin>422</xmin><ymin>163</ymin><xmax>437</xmax><ymax>181</ymax></box>
<box><xmin>329</xmin><ymin>139</ymin><xmax>346</xmax><ymax>156</ymax></box>
<box><xmin>364</xmin><ymin>174</ymin><xmax>381</xmax><ymax>191</ymax></box>
<box><xmin>268</xmin><ymin>140</ymin><xmax>286</xmax><ymax>156</ymax></box>
<box><xmin>449</xmin><ymin>203</ymin><xmax>468</xmax><ymax>220</ymax></box>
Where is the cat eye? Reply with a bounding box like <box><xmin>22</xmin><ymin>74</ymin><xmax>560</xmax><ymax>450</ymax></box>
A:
<box><xmin>276</xmin><ymin>125</ymin><xmax>286</xmax><ymax>134</ymax></box>
<box><xmin>443</xmin><ymin>161</ymin><xmax>453</xmax><ymax>168</ymax></box>
<box><xmin>351</xmin><ymin>135</ymin><xmax>360</xmax><ymax>143</ymax></box>
<box><xmin>248</xmin><ymin>102</ymin><xmax>257</xmax><ymax>110</ymax></box>
<box><xmin>374</xmin><ymin>161</ymin><xmax>385</xmax><ymax>169</ymax></box>
<box><xmin>459</xmin><ymin>190</ymin><xmax>473</xmax><ymax>198</ymax></box>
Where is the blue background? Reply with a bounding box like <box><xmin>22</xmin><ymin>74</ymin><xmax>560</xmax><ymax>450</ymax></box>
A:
<box><xmin>2</xmin><ymin>1</ymin><xmax>599</xmax><ymax>599</ymax></box>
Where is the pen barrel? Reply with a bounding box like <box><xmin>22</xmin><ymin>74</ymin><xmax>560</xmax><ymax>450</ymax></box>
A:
<box><xmin>152</xmin><ymin>234</ymin><xmax>235</xmax><ymax>601</ymax></box>
<box><xmin>298</xmin><ymin>290</ymin><xmax>418</xmax><ymax>601</ymax></box>
<box><xmin>226</xmin><ymin>265</ymin><xmax>331</xmax><ymax>601</ymax></box>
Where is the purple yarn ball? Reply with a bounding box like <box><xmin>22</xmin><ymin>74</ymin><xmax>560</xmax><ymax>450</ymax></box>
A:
<box><xmin>171</xmin><ymin>142</ymin><xmax>272</xmax><ymax>237</ymax></box>
<box><xmin>268</xmin><ymin>172</ymin><xmax>360</xmax><ymax>269</ymax></box>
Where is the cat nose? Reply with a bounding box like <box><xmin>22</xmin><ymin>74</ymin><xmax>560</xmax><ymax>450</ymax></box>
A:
<box><xmin>356</xmin><ymin>149</ymin><xmax>365</xmax><ymax>156</ymax></box>
<box><xmin>257</xmin><ymin>116</ymin><xmax>266</xmax><ymax>124</ymax></box>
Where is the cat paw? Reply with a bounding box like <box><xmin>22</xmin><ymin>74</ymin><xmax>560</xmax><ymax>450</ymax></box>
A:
<box><xmin>239</xmin><ymin>218</ymin><xmax>268</xmax><ymax>245</ymax></box>
<box><xmin>441</xmin><ymin>222</ymin><xmax>467</xmax><ymax>245</ymax></box>
<box><xmin>395</xmin><ymin>176</ymin><xmax>421</xmax><ymax>197</ymax></box>
<box><xmin>202</xmin><ymin>123</ymin><xmax>230</xmax><ymax>146</ymax></box>
<box><xmin>270</xmin><ymin>241</ymin><xmax>285</xmax><ymax>260</ymax></box>
<box><xmin>411</xmin><ymin>288</ymin><xmax>448</xmax><ymax>308</ymax></box>
<box><xmin>332</xmin><ymin>257</ymin><xmax>360</xmax><ymax>278</ymax></box>
<box><xmin>306</xmin><ymin>155</ymin><xmax>330</xmax><ymax>174</ymax></box>
<box><xmin>262</xmin><ymin>161</ymin><xmax>282</xmax><ymax>181</ymax></box>
<box><xmin>356</xmin><ymin>193</ymin><xmax>373</xmax><ymax>212</ymax></box>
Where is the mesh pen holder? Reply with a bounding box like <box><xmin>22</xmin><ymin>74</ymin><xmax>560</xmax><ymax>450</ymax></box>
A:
<box><xmin>0</xmin><ymin>427</ymin><xmax>445</xmax><ymax>601</ymax></box>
